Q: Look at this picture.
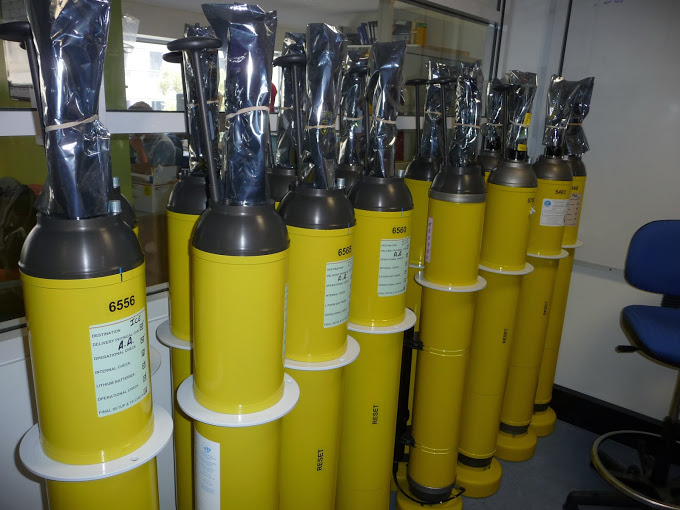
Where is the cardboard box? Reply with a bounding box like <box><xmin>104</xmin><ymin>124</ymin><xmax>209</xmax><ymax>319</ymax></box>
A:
<box><xmin>132</xmin><ymin>181</ymin><xmax>175</xmax><ymax>214</ymax></box>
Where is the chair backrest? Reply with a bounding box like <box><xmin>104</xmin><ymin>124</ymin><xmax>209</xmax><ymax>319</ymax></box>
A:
<box><xmin>625</xmin><ymin>220</ymin><xmax>680</xmax><ymax>296</ymax></box>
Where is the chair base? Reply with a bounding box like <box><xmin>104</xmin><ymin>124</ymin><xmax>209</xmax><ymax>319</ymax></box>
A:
<box><xmin>495</xmin><ymin>428</ymin><xmax>537</xmax><ymax>462</ymax></box>
<box><xmin>455</xmin><ymin>457</ymin><xmax>502</xmax><ymax>498</ymax></box>
<box><xmin>563</xmin><ymin>490</ymin><xmax>644</xmax><ymax>509</ymax></box>
<box><xmin>589</xmin><ymin>429</ymin><xmax>680</xmax><ymax>510</ymax></box>
<box><xmin>530</xmin><ymin>406</ymin><xmax>557</xmax><ymax>437</ymax></box>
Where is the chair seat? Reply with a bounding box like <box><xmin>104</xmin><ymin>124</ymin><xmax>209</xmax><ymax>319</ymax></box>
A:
<box><xmin>622</xmin><ymin>305</ymin><xmax>680</xmax><ymax>367</ymax></box>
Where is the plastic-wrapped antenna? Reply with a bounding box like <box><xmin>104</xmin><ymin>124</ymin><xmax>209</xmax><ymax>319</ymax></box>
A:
<box><xmin>26</xmin><ymin>0</ymin><xmax>112</xmax><ymax>219</ymax></box>
<box><xmin>482</xmin><ymin>78</ymin><xmax>504</xmax><ymax>151</ymax></box>
<box><xmin>365</xmin><ymin>40</ymin><xmax>407</xmax><ymax>178</ymax></box>
<box><xmin>183</xmin><ymin>24</ymin><xmax>221</xmax><ymax>179</ymax></box>
<box><xmin>203</xmin><ymin>3</ymin><xmax>277</xmax><ymax>206</ymax></box>
<box><xmin>541</xmin><ymin>75</ymin><xmax>582</xmax><ymax>156</ymax></box>
<box><xmin>504</xmin><ymin>71</ymin><xmax>538</xmax><ymax>160</ymax></box>
<box><xmin>419</xmin><ymin>62</ymin><xmax>457</xmax><ymax>161</ymax></box>
<box><xmin>565</xmin><ymin>77</ymin><xmax>595</xmax><ymax>156</ymax></box>
<box><xmin>338</xmin><ymin>48</ymin><xmax>369</xmax><ymax>166</ymax></box>
<box><xmin>449</xmin><ymin>61</ymin><xmax>483</xmax><ymax>167</ymax></box>
<box><xmin>300</xmin><ymin>23</ymin><xmax>347</xmax><ymax>188</ymax></box>
<box><xmin>275</xmin><ymin>32</ymin><xmax>305</xmax><ymax>170</ymax></box>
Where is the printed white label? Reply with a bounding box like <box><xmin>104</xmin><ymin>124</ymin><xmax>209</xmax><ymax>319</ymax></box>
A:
<box><xmin>425</xmin><ymin>217</ymin><xmax>433</xmax><ymax>264</ymax></box>
<box><xmin>564</xmin><ymin>192</ymin><xmax>583</xmax><ymax>227</ymax></box>
<box><xmin>195</xmin><ymin>428</ymin><xmax>220</xmax><ymax>510</ymax></box>
<box><xmin>324</xmin><ymin>257</ymin><xmax>353</xmax><ymax>328</ymax></box>
<box><xmin>283</xmin><ymin>283</ymin><xmax>288</xmax><ymax>360</ymax></box>
<box><xmin>378</xmin><ymin>237</ymin><xmax>410</xmax><ymax>297</ymax></box>
<box><xmin>539</xmin><ymin>198</ymin><xmax>570</xmax><ymax>227</ymax></box>
<box><xmin>90</xmin><ymin>308</ymin><xmax>149</xmax><ymax>418</ymax></box>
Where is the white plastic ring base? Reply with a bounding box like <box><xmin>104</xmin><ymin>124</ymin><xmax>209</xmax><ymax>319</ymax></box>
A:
<box><xmin>19</xmin><ymin>406</ymin><xmax>173</xmax><ymax>482</ymax></box>
<box><xmin>415</xmin><ymin>271</ymin><xmax>487</xmax><ymax>293</ymax></box>
<box><xmin>527</xmin><ymin>249</ymin><xmax>570</xmax><ymax>260</ymax></box>
<box><xmin>150</xmin><ymin>346</ymin><xmax>161</xmax><ymax>376</ymax></box>
<box><xmin>285</xmin><ymin>336</ymin><xmax>360</xmax><ymax>371</ymax></box>
<box><xmin>408</xmin><ymin>263</ymin><xmax>425</xmax><ymax>270</ymax></box>
<box><xmin>177</xmin><ymin>374</ymin><xmax>300</xmax><ymax>428</ymax></box>
<box><xmin>155</xmin><ymin>320</ymin><xmax>191</xmax><ymax>351</ymax></box>
<box><xmin>347</xmin><ymin>308</ymin><xmax>417</xmax><ymax>335</ymax></box>
<box><xmin>563</xmin><ymin>240</ymin><xmax>584</xmax><ymax>249</ymax></box>
<box><xmin>479</xmin><ymin>262</ymin><xmax>535</xmax><ymax>276</ymax></box>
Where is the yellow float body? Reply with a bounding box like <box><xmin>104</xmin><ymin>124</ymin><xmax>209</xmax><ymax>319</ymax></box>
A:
<box><xmin>348</xmin><ymin>208</ymin><xmax>413</xmax><ymax>327</ymax></box>
<box><xmin>408</xmin><ymin>286</ymin><xmax>476</xmax><ymax>497</ymax></box>
<box><xmin>21</xmin><ymin>263</ymin><xmax>153</xmax><ymax>464</ymax></box>
<box><xmin>532</xmin><ymin>168</ymin><xmax>587</xmax><ymax>436</ymax></box>
<box><xmin>194</xmin><ymin>420</ymin><xmax>281</xmax><ymax>510</ymax></box>
<box><xmin>192</xmin><ymin>248</ymin><xmax>288</xmax><ymax>414</ymax></box>
<box><xmin>456</xmin><ymin>269</ymin><xmax>526</xmax><ymax>497</ymax></box>
<box><xmin>496</xmin><ymin>254</ymin><xmax>563</xmax><ymax>461</ymax></box>
<box><xmin>478</xmin><ymin>183</ymin><xmax>536</xmax><ymax>271</ymax></box>
<box><xmin>423</xmin><ymin>199</ymin><xmax>485</xmax><ymax>286</ymax></box>
<box><xmin>170</xmin><ymin>348</ymin><xmax>193</xmax><ymax>510</ymax></box>
<box><xmin>167</xmin><ymin>210</ymin><xmax>200</xmax><ymax>341</ymax></box>
<box><xmin>285</xmin><ymin>225</ymin><xmax>354</xmax><ymax>361</ymax></box>
<box><xmin>281</xmin><ymin>364</ymin><xmax>347</xmax><ymax>510</ymax></box>
<box><xmin>336</xmin><ymin>329</ymin><xmax>405</xmax><ymax>510</ymax></box>
<box><xmin>46</xmin><ymin>460</ymin><xmax>159</xmax><ymax>510</ymax></box>
<box><xmin>495</xmin><ymin>156</ymin><xmax>571</xmax><ymax>461</ymax></box>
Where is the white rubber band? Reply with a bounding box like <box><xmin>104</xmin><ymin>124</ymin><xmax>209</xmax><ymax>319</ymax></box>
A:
<box><xmin>224</xmin><ymin>105</ymin><xmax>270</xmax><ymax>121</ymax></box>
<box><xmin>305</xmin><ymin>124</ymin><xmax>334</xmax><ymax>130</ymax></box>
<box><xmin>510</xmin><ymin>120</ymin><xmax>530</xmax><ymax>128</ymax></box>
<box><xmin>373</xmin><ymin>116</ymin><xmax>397</xmax><ymax>125</ymax></box>
<box><xmin>344</xmin><ymin>116</ymin><xmax>364</xmax><ymax>121</ymax></box>
<box><xmin>455</xmin><ymin>122</ymin><xmax>480</xmax><ymax>129</ymax></box>
<box><xmin>45</xmin><ymin>114</ymin><xmax>99</xmax><ymax>133</ymax></box>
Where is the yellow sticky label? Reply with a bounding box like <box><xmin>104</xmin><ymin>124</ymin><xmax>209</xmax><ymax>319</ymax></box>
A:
<box><xmin>144</xmin><ymin>186</ymin><xmax>152</xmax><ymax>196</ymax></box>
<box><xmin>523</xmin><ymin>113</ymin><xmax>532</xmax><ymax>125</ymax></box>
<box><xmin>518</xmin><ymin>144</ymin><xmax>527</xmax><ymax>152</ymax></box>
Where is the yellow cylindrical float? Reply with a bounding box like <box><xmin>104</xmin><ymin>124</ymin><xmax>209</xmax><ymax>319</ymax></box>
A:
<box><xmin>347</xmin><ymin>177</ymin><xmax>414</xmax><ymax>327</ymax></box>
<box><xmin>401</xmin><ymin>163</ymin><xmax>486</xmax><ymax>505</ymax></box>
<box><xmin>531</xmin><ymin>247</ymin><xmax>577</xmax><ymax>436</ymax></box>
<box><xmin>177</xmin><ymin>374</ymin><xmax>299</xmax><ymax>510</ymax></box>
<box><xmin>532</xmin><ymin>156</ymin><xmax>588</xmax><ymax>436</ymax></box>
<box><xmin>278</xmin><ymin>187</ymin><xmax>356</xmax><ymax>361</ymax></box>
<box><xmin>495</xmin><ymin>155</ymin><xmax>572</xmax><ymax>462</ymax></box>
<box><xmin>455</xmin><ymin>159</ymin><xmax>537</xmax><ymax>497</ymax></box>
<box><xmin>281</xmin><ymin>339</ymin><xmax>360</xmax><ymax>510</ymax></box>
<box><xmin>192</xmin><ymin>243</ymin><xmax>288</xmax><ymax>414</ymax></box>
<box><xmin>20</xmin><ymin>216</ymin><xmax>154</xmax><ymax>465</ymax></box>
<box><xmin>337</xmin><ymin>310</ymin><xmax>417</xmax><ymax>510</ymax></box>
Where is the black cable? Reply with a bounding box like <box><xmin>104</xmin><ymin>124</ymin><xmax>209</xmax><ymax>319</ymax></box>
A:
<box><xmin>558</xmin><ymin>0</ymin><xmax>574</xmax><ymax>77</ymax></box>
<box><xmin>493</xmin><ymin>0</ymin><xmax>507</xmax><ymax>80</ymax></box>
<box><xmin>392</xmin><ymin>469</ymin><xmax>465</xmax><ymax>506</ymax></box>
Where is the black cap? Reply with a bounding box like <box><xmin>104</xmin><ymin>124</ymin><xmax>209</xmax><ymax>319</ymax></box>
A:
<box><xmin>278</xmin><ymin>185</ymin><xmax>355</xmax><ymax>230</ymax></box>
<box><xmin>348</xmin><ymin>175</ymin><xmax>414</xmax><ymax>212</ymax></box>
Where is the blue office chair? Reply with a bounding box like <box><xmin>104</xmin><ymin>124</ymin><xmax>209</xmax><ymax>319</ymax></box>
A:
<box><xmin>564</xmin><ymin>220</ymin><xmax>680</xmax><ymax>509</ymax></box>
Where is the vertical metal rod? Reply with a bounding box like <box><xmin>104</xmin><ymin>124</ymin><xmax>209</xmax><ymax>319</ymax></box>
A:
<box><xmin>179</xmin><ymin>62</ymin><xmax>191</xmax><ymax>142</ymax></box>
<box><xmin>190</xmin><ymin>51</ymin><xmax>220</xmax><ymax>205</ymax></box>
<box><xmin>488</xmin><ymin>22</ymin><xmax>498</xmax><ymax>85</ymax></box>
<box><xmin>439</xmin><ymin>83</ymin><xmax>448</xmax><ymax>166</ymax></box>
<box><xmin>363</xmin><ymin>85</ymin><xmax>370</xmax><ymax>171</ymax></box>
<box><xmin>502</xmin><ymin>86</ymin><xmax>509</xmax><ymax>161</ymax></box>
<box><xmin>493</xmin><ymin>0</ymin><xmax>507</xmax><ymax>79</ymax></box>
<box><xmin>24</xmin><ymin>39</ymin><xmax>46</xmax><ymax>140</ymax></box>
<box><xmin>558</xmin><ymin>0</ymin><xmax>574</xmax><ymax>77</ymax></box>
<box><xmin>291</xmin><ymin>64</ymin><xmax>305</xmax><ymax>179</ymax></box>
<box><xmin>414</xmin><ymin>84</ymin><xmax>422</xmax><ymax>156</ymax></box>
